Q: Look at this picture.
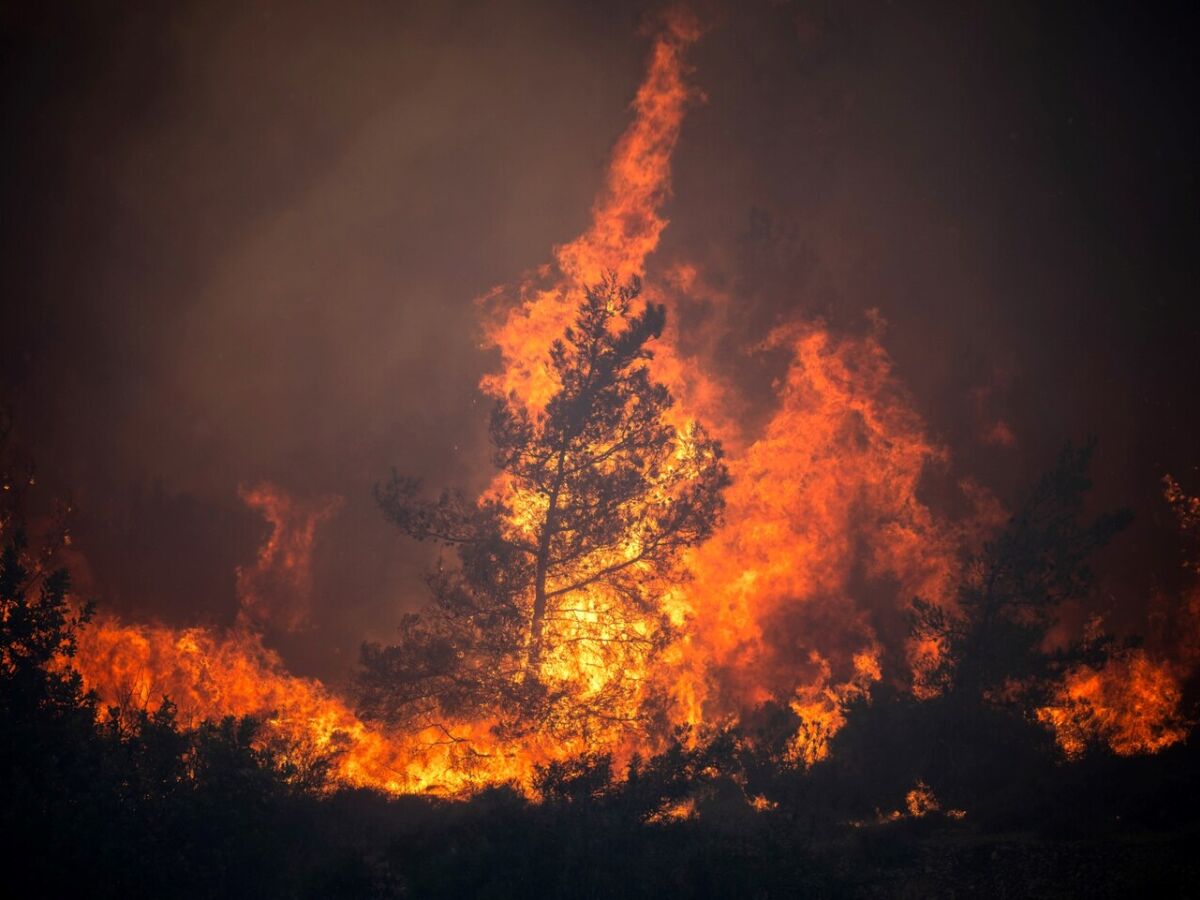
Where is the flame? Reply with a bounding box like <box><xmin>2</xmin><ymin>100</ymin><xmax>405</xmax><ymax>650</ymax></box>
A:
<box><xmin>235</xmin><ymin>482</ymin><xmax>342</xmax><ymax>632</ymax></box>
<box><xmin>648</xmin><ymin>796</ymin><xmax>697</xmax><ymax>823</ymax></box>
<box><xmin>1037</xmin><ymin>476</ymin><xmax>1200</xmax><ymax>757</ymax></box>
<box><xmin>472</xmin><ymin>2</ymin><xmax>984</xmax><ymax>766</ymax></box>
<box><xmin>656</xmin><ymin>323</ymin><xmax>996</xmax><ymax>760</ymax></box>
<box><xmin>1037</xmin><ymin>649</ymin><xmax>1189</xmax><ymax>757</ymax></box>
<box><xmin>480</xmin><ymin>9</ymin><xmax>702</xmax><ymax>411</ymax></box>
<box><xmin>70</xmin><ymin>12</ymin><xmax>984</xmax><ymax>788</ymax></box>
<box><xmin>905</xmin><ymin>780</ymin><xmax>941</xmax><ymax>817</ymax></box>
<box><xmin>849</xmin><ymin>780</ymin><xmax>962</xmax><ymax>827</ymax></box>
<box><xmin>72</xmin><ymin>12</ymin><xmax>715</xmax><ymax>796</ymax></box>
<box><xmin>70</xmin><ymin>484</ymin><xmax>560</xmax><ymax>793</ymax></box>
<box><xmin>72</xmin><ymin>615</ymin><xmax>542</xmax><ymax>794</ymax></box>
<box><xmin>66</xmin><ymin>9</ymin><xmax>1194</xmax><ymax>799</ymax></box>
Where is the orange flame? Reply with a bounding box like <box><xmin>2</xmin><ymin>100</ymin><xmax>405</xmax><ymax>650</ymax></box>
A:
<box><xmin>235</xmin><ymin>482</ymin><xmax>342</xmax><ymax>632</ymax></box>
<box><xmin>1037</xmin><ymin>649</ymin><xmax>1190</xmax><ymax>757</ymax></box>
<box><xmin>72</xmin><ymin>615</ymin><xmax>545</xmax><ymax>793</ymax></box>
<box><xmin>474</xmin><ymin>7</ymin><xmax>987</xmax><ymax>767</ymax></box>
<box><xmin>67</xmin><ymin>9</ymin><xmax>1194</xmax><ymax>799</ymax></box>
<box><xmin>657</xmin><ymin>323</ymin><xmax>997</xmax><ymax>759</ymax></box>
<box><xmin>71</xmin><ymin>485</ymin><xmax>565</xmax><ymax>793</ymax></box>
<box><xmin>73</xmin><ymin>12</ymin><xmax>715</xmax><ymax>797</ymax></box>
<box><xmin>480</xmin><ymin>9</ymin><xmax>702</xmax><ymax>411</ymax></box>
<box><xmin>1037</xmin><ymin>475</ymin><xmax>1200</xmax><ymax>757</ymax></box>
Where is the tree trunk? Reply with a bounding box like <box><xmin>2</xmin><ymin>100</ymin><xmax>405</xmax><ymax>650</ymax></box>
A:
<box><xmin>526</xmin><ymin>450</ymin><xmax>566</xmax><ymax>672</ymax></box>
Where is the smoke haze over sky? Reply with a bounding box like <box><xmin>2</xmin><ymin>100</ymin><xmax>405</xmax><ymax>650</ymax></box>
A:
<box><xmin>3</xmin><ymin>0</ymin><xmax>1197</xmax><ymax>684</ymax></box>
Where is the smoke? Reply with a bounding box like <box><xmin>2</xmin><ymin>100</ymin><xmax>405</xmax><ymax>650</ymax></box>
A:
<box><xmin>3</xmin><ymin>0</ymin><xmax>1199</xmax><ymax>691</ymax></box>
<box><xmin>235</xmin><ymin>483</ymin><xmax>343</xmax><ymax>633</ymax></box>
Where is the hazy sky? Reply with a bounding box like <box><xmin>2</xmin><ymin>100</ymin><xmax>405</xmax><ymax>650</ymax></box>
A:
<box><xmin>3</xmin><ymin>0</ymin><xmax>1197</xmax><ymax>682</ymax></box>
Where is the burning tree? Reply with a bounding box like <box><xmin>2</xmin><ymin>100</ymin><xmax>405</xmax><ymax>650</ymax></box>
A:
<box><xmin>913</xmin><ymin>440</ymin><xmax>1132</xmax><ymax>707</ymax></box>
<box><xmin>359</xmin><ymin>277</ymin><xmax>729</xmax><ymax>739</ymax></box>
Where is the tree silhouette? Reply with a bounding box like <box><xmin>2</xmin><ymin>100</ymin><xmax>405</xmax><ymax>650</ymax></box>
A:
<box><xmin>823</xmin><ymin>441</ymin><xmax>1138</xmax><ymax>822</ymax></box>
<box><xmin>360</xmin><ymin>277</ymin><xmax>729</xmax><ymax>737</ymax></box>
<box><xmin>0</xmin><ymin>409</ymin><xmax>97</xmax><ymax>756</ymax></box>
<box><xmin>912</xmin><ymin>439</ymin><xmax>1131</xmax><ymax>708</ymax></box>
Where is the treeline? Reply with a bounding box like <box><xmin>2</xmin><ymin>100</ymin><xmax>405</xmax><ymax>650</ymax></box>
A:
<box><xmin>2</xmin><ymin>564</ymin><xmax>1197</xmax><ymax>900</ymax></box>
<box><xmin>0</xmin><ymin>525</ymin><xmax>328</xmax><ymax>895</ymax></box>
<box><xmin>2</xmin><ymin>448</ymin><xmax>1199</xmax><ymax>897</ymax></box>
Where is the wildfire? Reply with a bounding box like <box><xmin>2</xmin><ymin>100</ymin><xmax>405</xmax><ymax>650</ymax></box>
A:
<box><xmin>67</xmin><ymin>8</ymin><xmax>1195</xmax><ymax>800</ymax></box>
<box><xmin>71</xmin><ymin>485</ymin><xmax>551</xmax><ymax>794</ymax></box>
<box><xmin>235</xmin><ymin>482</ymin><xmax>342</xmax><ymax>633</ymax></box>
<box><xmin>660</xmin><ymin>323</ymin><xmax>990</xmax><ymax>750</ymax></box>
<box><xmin>1037</xmin><ymin>649</ymin><xmax>1189</xmax><ymax>758</ymax></box>
<box><xmin>473</xmin><ymin>9</ymin><xmax>985</xmax><ymax>767</ymax></box>
<box><xmin>72</xmin><ymin>10</ymin><xmax>717</xmax><ymax>797</ymax></box>
<box><xmin>1036</xmin><ymin>475</ymin><xmax>1200</xmax><ymax>757</ymax></box>
<box><xmin>480</xmin><ymin>9</ymin><xmax>702</xmax><ymax>412</ymax></box>
<box><xmin>73</xmin><ymin>614</ymin><xmax>539</xmax><ymax>794</ymax></box>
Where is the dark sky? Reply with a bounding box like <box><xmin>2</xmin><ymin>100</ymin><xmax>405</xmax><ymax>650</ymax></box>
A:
<box><xmin>3</xmin><ymin>0</ymin><xmax>1198</xmax><ymax>682</ymax></box>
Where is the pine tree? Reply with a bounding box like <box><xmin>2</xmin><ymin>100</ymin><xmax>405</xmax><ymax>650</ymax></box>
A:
<box><xmin>360</xmin><ymin>277</ymin><xmax>729</xmax><ymax>738</ymax></box>
<box><xmin>912</xmin><ymin>440</ymin><xmax>1131</xmax><ymax>706</ymax></box>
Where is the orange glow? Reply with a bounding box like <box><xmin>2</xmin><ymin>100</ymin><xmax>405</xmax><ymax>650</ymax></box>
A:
<box><xmin>69</xmin><ymin>13</ymin><xmax>986</xmax><ymax>788</ymax></box>
<box><xmin>480</xmin><ymin>9</ymin><xmax>701</xmax><ymax>411</ymax></box>
<box><xmin>235</xmin><ymin>482</ymin><xmax>342</xmax><ymax>632</ymax></box>
<box><xmin>657</xmin><ymin>323</ymin><xmax>996</xmax><ymax>761</ymax></box>
<box><xmin>905</xmin><ymin>780</ymin><xmax>941</xmax><ymax>817</ymax></box>
<box><xmin>648</xmin><ymin>796</ymin><xmax>697</xmax><ymax>823</ymax></box>
<box><xmin>73</xmin><ymin>614</ymin><xmax>547</xmax><ymax>794</ymax></box>
<box><xmin>70</xmin><ymin>484</ymin><xmax>560</xmax><ymax>794</ymax></box>
<box><xmin>66</xmin><ymin>9</ymin><xmax>1194</xmax><ymax>799</ymax></box>
<box><xmin>1038</xmin><ymin>649</ymin><xmax>1190</xmax><ymax>757</ymax></box>
<box><xmin>1037</xmin><ymin>476</ymin><xmax>1200</xmax><ymax>758</ymax></box>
